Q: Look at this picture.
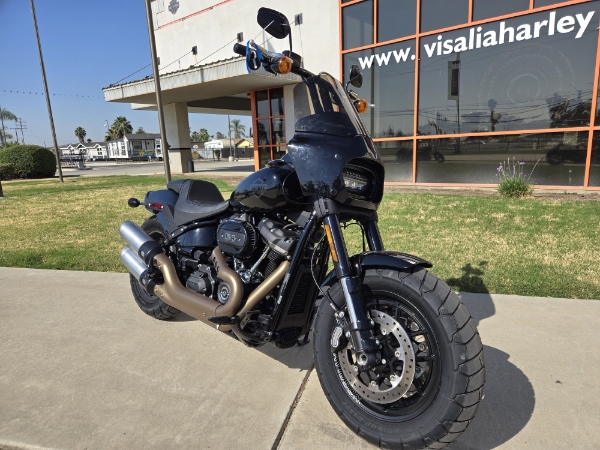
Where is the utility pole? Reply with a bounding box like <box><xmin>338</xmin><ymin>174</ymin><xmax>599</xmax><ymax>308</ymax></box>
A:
<box><xmin>0</xmin><ymin>102</ymin><xmax>6</xmax><ymax>147</ymax></box>
<box><xmin>13</xmin><ymin>118</ymin><xmax>27</xmax><ymax>144</ymax></box>
<box><xmin>144</xmin><ymin>0</ymin><xmax>171</xmax><ymax>184</ymax></box>
<box><xmin>228</xmin><ymin>114</ymin><xmax>233</xmax><ymax>161</ymax></box>
<box><xmin>29</xmin><ymin>0</ymin><xmax>63</xmax><ymax>183</ymax></box>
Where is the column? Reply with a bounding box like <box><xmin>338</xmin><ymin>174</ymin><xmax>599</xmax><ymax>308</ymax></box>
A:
<box><xmin>164</xmin><ymin>102</ymin><xmax>192</xmax><ymax>173</ymax></box>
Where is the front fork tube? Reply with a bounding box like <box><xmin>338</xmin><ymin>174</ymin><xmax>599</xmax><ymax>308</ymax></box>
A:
<box><xmin>323</xmin><ymin>215</ymin><xmax>380</xmax><ymax>369</ymax></box>
<box><xmin>364</xmin><ymin>220</ymin><xmax>384</xmax><ymax>252</ymax></box>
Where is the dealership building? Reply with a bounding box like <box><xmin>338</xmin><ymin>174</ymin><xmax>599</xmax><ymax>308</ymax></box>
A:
<box><xmin>103</xmin><ymin>0</ymin><xmax>600</xmax><ymax>190</ymax></box>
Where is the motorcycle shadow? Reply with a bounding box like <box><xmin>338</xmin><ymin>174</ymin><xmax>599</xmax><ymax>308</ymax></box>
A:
<box><xmin>451</xmin><ymin>294</ymin><xmax>535</xmax><ymax>449</ymax></box>
<box><xmin>449</xmin><ymin>345</ymin><xmax>535</xmax><ymax>450</ymax></box>
<box><xmin>170</xmin><ymin>312</ymin><xmax>314</xmax><ymax>370</ymax></box>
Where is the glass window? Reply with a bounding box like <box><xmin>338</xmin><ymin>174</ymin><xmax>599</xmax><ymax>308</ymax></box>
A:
<box><xmin>535</xmin><ymin>0</ymin><xmax>565</xmax><ymax>7</ymax></box>
<box><xmin>272</xmin><ymin>118</ymin><xmax>286</xmax><ymax>144</ymax></box>
<box><xmin>343</xmin><ymin>39</ymin><xmax>416</xmax><ymax>138</ymax></box>
<box><xmin>378</xmin><ymin>0</ymin><xmax>416</xmax><ymax>43</ymax></box>
<box><xmin>257</xmin><ymin>119</ymin><xmax>271</xmax><ymax>145</ymax></box>
<box><xmin>416</xmin><ymin>132</ymin><xmax>588</xmax><ymax>185</ymax></box>
<box><xmin>343</xmin><ymin>0</ymin><xmax>374</xmax><ymax>50</ymax></box>
<box><xmin>273</xmin><ymin>146</ymin><xmax>287</xmax><ymax>160</ymax></box>
<box><xmin>270</xmin><ymin>87</ymin><xmax>284</xmax><ymax>116</ymax></box>
<box><xmin>376</xmin><ymin>140</ymin><xmax>414</xmax><ymax>182</ymax></box>
<box><xmin>256</xmin><ymin>90</ymin><xmax>269</xmax><ymax>117</ymax></box>
<box><xmin>588</xmin><ymin>131</ymin><xmax>600</xmax><ymax>186</ymax></box>
<box><xmin>473</xmin><ymin>0</ymin><xmax>529</xmax><ymax>21</ymax></box>
<box><xmin>418</xmin><ymin>3</ymin><xmax>600</xmax><ymax>136</ymax></box>
<box><xmin>258</xmin><ymin>147</ymin><xmax>271</xmax><ymax>168</ymax></box>
<box><xmin>420</xmin><ymin>0</ymin><xmax>469</xmax><ymax>33</ymax></box>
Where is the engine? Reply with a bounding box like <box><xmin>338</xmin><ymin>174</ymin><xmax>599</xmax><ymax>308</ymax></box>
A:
<box><xmin>216</xmin><ymin>214</ymin><xmax>301</xmax><ymax>286</ymax></box>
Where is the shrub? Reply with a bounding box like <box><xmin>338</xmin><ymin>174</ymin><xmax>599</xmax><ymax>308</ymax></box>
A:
<box><xmin>495</xmin><ymin>157</ymin><xmax>538</xmax><ymax>198</ymax></box>
<box><xmin>0</xmin><ymin>163</ymin><xmax>16</xmax><ymax>180</ymax></box>
<box><xmin>0</xmin><ymin>145</ymin><xmax>57</xmax><ymax>178</ymax></box>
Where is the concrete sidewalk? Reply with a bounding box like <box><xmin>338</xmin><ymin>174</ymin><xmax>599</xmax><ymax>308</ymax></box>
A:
<box><xmin>1</xmin><ymin>268</ymin><xmax>599</xmax><ymax>449</ymax></box>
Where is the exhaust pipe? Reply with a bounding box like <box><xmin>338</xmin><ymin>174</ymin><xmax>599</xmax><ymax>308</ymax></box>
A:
<box><xmin>119</xmin><ymin>221</ymin><xmax>292</xmax><ymax>332</ymax></box>
<box><xmin>119</xmin><ymin>220</ymin><xmax>244</xmax><ymax>330</ymax></box>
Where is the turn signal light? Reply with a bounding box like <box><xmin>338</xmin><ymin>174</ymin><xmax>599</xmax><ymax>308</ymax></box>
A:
<box><xmin>276</xmin><ymin>56</ymin><xmax>293</xmax><ymax>75</ymax></box>
<box><xmin>355</xmin><ymin>99</ymin><xmax>369</xmax><ymax>114</ymax></box>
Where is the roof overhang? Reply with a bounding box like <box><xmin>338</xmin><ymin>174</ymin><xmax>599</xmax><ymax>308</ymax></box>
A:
<box><xmin>131</xmin><ymin>95</ymin><xmax>253</xmax><ymax>116</ymax></box>
<box><xmin>103</xmin><ymin>57</ymin><xmax>300</xmax><ymax>105</ymax></box>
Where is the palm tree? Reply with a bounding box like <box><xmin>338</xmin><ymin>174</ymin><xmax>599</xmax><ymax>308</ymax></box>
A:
<box><xmin>229</xmin><ymin>119</ymin><xmax>246</xmax><ymax>139</ymax></box>
<box><xmin>104</xmin><ymin>116</ymin><xmax>133</xmax><ymax>141</ymax></box>
<box><xmin>0</xmin><ymin>107</ymin><xmax>17</xmax><ymax>147</ymax></box>
<box><xmin>74</xmin><ymin>127</ymin><xmax>87</xmax><ymax>144</ymax></box>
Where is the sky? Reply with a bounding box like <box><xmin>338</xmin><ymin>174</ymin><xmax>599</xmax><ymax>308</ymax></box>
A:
<box><xmin>0</xmin><ymin>0</ymin><xmax>251</xmax><ymax>146</ymax></box>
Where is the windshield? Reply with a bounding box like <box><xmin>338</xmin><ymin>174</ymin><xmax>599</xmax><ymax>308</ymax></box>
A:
<box><xmin>293</xmin><ymin>73</ymin><xmax>367</xmax><ymax>138</ymax></box>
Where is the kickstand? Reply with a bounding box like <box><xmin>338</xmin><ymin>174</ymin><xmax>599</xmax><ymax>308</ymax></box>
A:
<box><xmin>297</xmin><ymin>332</ymin><xmax>311</xmax><ymax>346</ymax></box>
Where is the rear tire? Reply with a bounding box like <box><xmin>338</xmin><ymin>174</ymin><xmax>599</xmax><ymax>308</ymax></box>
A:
<box><xmin>313</xmin><ymin>267</ymin><xmax>485</xmax><ymax>449</ymax></box>
<box><xmin>129</xmin><ymin>216</ymin><xmax>180</xmax><ymax>320</ymax></box>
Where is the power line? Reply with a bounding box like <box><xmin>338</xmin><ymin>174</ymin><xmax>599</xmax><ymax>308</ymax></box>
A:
<box><xmin>2</xmin><ymin>89</ymin><xmax>104</xmax><ymax>99</ymax></box>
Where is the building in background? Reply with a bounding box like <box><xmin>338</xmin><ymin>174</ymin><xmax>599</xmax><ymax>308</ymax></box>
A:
<box><xmin>58</xmin><ymin>142</ymin><xmax>108</xmax><ymax>161</ymax></box>
<box><xmin>103</xmin><ymin>0</ymin><xmax>600</xmax><ymax>190</ymax></box>
<box><xmin>106</xmin><ymin>133</ymin><xmax>163</xmax><ymax>160</ymax></box>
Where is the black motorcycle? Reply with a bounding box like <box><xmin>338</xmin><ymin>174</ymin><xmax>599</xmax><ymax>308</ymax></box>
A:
<box><xmin>119</xmin><ymin>8</ymin><xmax>484</xmax><ymax>449</ymax></box>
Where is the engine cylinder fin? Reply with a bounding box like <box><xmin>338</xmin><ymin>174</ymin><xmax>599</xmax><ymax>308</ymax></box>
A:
<box><xmin>265</xmin><ymin>250</ymin><xmax>284</xmax><ymax>278</ymax></box>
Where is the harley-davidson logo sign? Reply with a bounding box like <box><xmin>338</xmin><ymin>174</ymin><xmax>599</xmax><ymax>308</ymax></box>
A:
<box><xmin>168</xmin><ymin>0</ymin><xmax>179</xmax><ymax>14</ymax></box>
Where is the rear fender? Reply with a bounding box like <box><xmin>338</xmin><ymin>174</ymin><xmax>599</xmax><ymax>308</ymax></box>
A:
<box><xmin>319</xmin><ymin>251</ymin><xmax>432</xmax><ymax>308</ymax></box>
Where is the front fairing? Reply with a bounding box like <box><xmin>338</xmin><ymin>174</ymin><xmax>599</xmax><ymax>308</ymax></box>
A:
<box><xmin>287</xmin><ymin>73</ymin><xmax>384</xmax><ymax>207</ymax></box>
<box><xmin>287</xmin><ymin>133</ymin><xmax>383</xmax><ymax>209</ymax></box>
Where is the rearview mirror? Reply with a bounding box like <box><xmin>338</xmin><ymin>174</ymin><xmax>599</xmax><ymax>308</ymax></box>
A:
<box><xmin>349</xmin><ymin>65</ymin><xmax>363</xmax><ymax>88</ymax></box>
<box><xmin>257</xmin><ymin>8</ymin><xmax>290</xmax><ymax>39</ymax></box>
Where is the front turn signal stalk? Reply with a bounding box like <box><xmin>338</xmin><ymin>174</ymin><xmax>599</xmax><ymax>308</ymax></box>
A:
<box><xmin>276</xmin><ymin>56</ymin><xmax>293</xmax><ymax>75</ymax></box>
<box><xmin>355</xmin><ymin>99</ymin><xmax>369</xmax><ymax>114</ymax></box>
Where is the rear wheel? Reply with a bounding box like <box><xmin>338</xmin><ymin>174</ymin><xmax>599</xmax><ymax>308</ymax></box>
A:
<box><xmin>129</xmin><ymin>217</ymin><xmax>180</xmax><ymax>320</ymax></box>
<box><xmin>313</xmin><ymin>267</ymin><xmax>484</xmax><ymax>449</ymax></box>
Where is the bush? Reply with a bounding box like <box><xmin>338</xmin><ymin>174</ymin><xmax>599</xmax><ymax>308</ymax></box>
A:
<box><xmin>0</xmin><ymin>163</ymin><xmax>16</xmax><ymax>180</ymax></box>
<box><xmin>0</xmin><ymin>145</ymin><xmax>57</xmax><ymax>178</ymax></box>
<box><xmin>495</xmin><ymin>157</ymin><xmax>538</xmax><ymax>198</ymax></box>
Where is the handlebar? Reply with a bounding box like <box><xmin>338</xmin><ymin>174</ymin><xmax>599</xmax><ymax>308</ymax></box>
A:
<box><xmin>233</xmin><ymin>42</ymin><xmax>314</xmax><ymax>79</ymax></box>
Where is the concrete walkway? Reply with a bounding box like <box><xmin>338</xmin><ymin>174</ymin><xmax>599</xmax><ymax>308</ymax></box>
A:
<box><xmin>1</xmin><ymin>268</ymin><xmax>599</xmax><ymax>450</ymax></box>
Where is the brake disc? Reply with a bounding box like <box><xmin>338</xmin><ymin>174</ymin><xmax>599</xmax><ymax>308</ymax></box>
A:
<box><xmin>336</xmin><ymin>309</ymin><xmax>416</xmax><ymax>404</ymax></box>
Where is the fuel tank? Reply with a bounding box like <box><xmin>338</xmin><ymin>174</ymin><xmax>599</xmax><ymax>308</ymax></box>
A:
<box><xmin>231</xmin><ymin>160</ymin><xmax>304</xmax><ymax>211</ymax></box>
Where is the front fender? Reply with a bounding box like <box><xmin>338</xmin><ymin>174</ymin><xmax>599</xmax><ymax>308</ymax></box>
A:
<box><xmin>319</xmin><ymin>251</ymin><xmax>432</xmax><ymax>299</ymax></box>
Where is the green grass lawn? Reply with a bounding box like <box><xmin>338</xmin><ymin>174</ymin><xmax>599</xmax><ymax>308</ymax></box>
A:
<box><xmin>1</xmin><ymin>176</ymin><xmax>598</xmax><ymax>299</ymax></box>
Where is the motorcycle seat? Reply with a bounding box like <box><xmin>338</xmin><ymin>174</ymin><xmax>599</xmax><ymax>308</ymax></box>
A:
<box><xmin>173</xmin><ymin>179</ymin><xmax>230</xmax><ymax>226</ymax></box>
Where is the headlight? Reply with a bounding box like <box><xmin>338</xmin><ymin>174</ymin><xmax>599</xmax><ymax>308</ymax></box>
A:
<box><xmin>342</xmin><ymin>165</ymin><xmax>373</xmax><ymax>198</ymax></box>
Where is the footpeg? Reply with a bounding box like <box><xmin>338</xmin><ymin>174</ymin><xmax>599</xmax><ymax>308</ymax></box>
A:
<box><xmin>208</xmin><ymin>315</ymin><xmax>238</xmax><ymax>325</ymax></box>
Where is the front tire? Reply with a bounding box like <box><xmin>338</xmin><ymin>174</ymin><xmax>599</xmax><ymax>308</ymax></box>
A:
<box><xmin>129</xmin><ymin>216</ymin><xmax>180</xmax><ymax>320</ymax></box>
<box><xmin>314</xmin><ymin>267</ymin><xmax>484</xmax><ymax>449</ymax></box>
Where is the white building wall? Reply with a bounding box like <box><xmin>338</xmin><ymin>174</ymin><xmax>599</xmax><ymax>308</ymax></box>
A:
<box><xmin>152</xmin><ymin>0</ymin><xmax>340</xmax><ymax>80</ymax></box>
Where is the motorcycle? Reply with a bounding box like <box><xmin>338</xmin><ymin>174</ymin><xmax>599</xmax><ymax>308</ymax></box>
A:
<box><xmin>119</xmin><ymin>8</ymin><xmax>484</xmax><ymax>449</ymax></box>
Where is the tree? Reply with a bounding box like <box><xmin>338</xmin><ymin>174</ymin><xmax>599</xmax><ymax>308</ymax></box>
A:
<box><xmin>74</xmin><ymin>127</ymin><xmax>87</xmax><ymax>144</ymax></box>
<box><xmin>104</xmin><ymin>116</ymin><xmax>133</xmax><ymax>141</ymax></box>
<box><xmin>87</xmin><ymin>138</ymin><xmax>92</xmax><ymax>143</ymax></box>
<box><xmin>0</xmin><ymin>107</ymin><xmax>17</xmax><ymax>147</ymax></box>
<box><xmin>135</xmin><ymin>126</ymin><xmax>146</xmax><ymax>134</ymax></box>
<box><xmin>190</xmin><ymin>128</ymin><xmax>210</xmax><ymax>142</ymax></box>
<box><xmin>215</xmin><ymin>131</ymin><xmax>226</xmax><ymax>139</ymax></box>
<box><xmin>229</xmin><ymin>119</ymin><xmax>246</xmax><ymax>139</ymax></box>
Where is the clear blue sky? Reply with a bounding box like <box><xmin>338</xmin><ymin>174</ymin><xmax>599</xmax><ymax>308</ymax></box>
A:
<box><xmin>0</xmin><ymin>0</ymin><xmax>251</xmax><ymax>146</ymax></box>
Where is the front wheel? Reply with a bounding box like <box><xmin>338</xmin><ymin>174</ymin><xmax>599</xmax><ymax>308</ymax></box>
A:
<box><xmin>313</xmin><ymin>267</ymin><xmax>484</xmax><ymax>449</ymax></box>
